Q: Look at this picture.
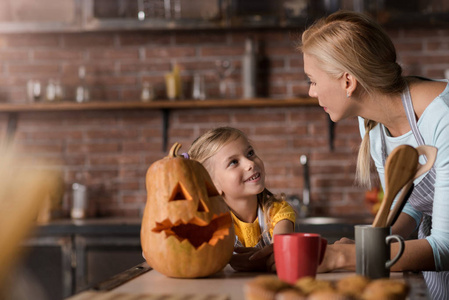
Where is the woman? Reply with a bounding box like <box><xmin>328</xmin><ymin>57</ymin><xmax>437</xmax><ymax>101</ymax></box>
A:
<box><xmin>299</xmin><ymin>10</ymin><xmax>449</xmax><ymax>298</ymax></box>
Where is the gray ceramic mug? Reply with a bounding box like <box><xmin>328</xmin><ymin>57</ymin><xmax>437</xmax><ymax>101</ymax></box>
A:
<box><xmin>355</xmin><ymin>225</ymin><xmax>405</xmax><ymax>279</ymax></box>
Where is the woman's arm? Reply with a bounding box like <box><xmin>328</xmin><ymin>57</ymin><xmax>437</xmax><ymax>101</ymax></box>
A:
<box><xmin>318</xmin><ymin>234</ymin><xmax>436</xmax><ymax>273</ymax></box>
<box><xmin>392</xmin><ymin>212</ymin><xmax>419</xmax><ymax>238</ymax></box>
<box><xmin>391</xmin><ymin>239</ymin><xmax>435</xmax><ymax>271</ymax></box>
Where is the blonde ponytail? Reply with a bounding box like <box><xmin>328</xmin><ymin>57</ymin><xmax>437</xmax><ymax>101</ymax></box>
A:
<box><xmin>356</xmin><ymin>119</ymin><xmax>377</xmax><ymax>188</ymax></box>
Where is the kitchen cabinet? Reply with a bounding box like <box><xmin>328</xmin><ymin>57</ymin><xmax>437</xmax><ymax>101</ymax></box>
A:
<box><xmin>0</xmin><ymin>0</ymin><xmax>82</xmax><ymax>33</ymax></box>
<box><xmin>22</xmin><ymin>219</ymin><xmax>143</xmax><ymax>300</ymax></box>
<box><xmin>1</xmin><ymin>0</ymin><xmax>448</xmax><ymax>33</ymax></box>
<box><xmin>22</xmin><ymin>236</ymin><xmax>73</xmax><ymax>300</ymax></box>
<box><xmin>360</xmin><ymin>0</ymin><xmax>449</xmax><ymax>27</ymax></box>
<box><xmin>80</xmin><ymin>0</ymin><xmax>349</xmax><ymax>31</ymax></box>
<box><xmin>83</xmin><ymin>0</ymin><xmax>224</xmax><ymax>31</ymax></box>
<box><xmin>74</xmin><ymin>235</ymin><xmax>142</xmax><ymax>293</ymax></box>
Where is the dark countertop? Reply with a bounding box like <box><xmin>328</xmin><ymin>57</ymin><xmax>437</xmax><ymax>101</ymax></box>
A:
<box><xmin>33</xmin><ymin>216</ymin><xmax>374</xmax><ymax>239</ymax></box>
<box><xmin>33</xmin><ymin>218</ymin><xmax>141</xmax><ymax>236</ymax></box>
<box><xmin>34</xmin><ymin>216</ymin><xmax>373</xmax><ymax>236</ymax></box>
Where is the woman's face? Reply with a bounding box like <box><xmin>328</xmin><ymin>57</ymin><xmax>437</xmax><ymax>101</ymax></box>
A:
<box><xmin>208</xmin><ymin>136</ymin><xmax>265</xmax><ymax>203</ymax></box>
<box><xmin>303</xmin><ymin>53</ymin><xmax>354</xmax><ymax>122</ymax></box>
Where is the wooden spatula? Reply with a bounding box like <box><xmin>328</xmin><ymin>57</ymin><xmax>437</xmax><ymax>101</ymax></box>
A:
<box><xmin>386</xmin><ymin>145</ymin><xmax>437</xmax><ymax>227</ymax></box>
<box><xmin>372</xmin><ymin>145</ymin><xmax>419</xmax><ymax>228</ymax></box>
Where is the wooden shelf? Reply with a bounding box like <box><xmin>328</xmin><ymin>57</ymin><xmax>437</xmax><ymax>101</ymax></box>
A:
<box><xmin>0</xmin><ymin>98</ymin><xmax>318</xmax><ymax>112</ymax></box>
<box><xmin>0</xmin><ymin>97</ymin><xmax>320</xmax><ymax>152</ymax></box>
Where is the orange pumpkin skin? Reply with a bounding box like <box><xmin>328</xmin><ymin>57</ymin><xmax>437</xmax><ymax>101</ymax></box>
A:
<box><xmin>141</xmin><ymin>143</ymin><xmax>235</xmax><ymax>278</ymax></box>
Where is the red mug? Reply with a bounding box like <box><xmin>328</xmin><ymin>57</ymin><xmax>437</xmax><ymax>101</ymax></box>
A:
<box><xmin>274</xmin><ymin>233</ymin><xmax>327</xmax><ymax>284</ymax></box>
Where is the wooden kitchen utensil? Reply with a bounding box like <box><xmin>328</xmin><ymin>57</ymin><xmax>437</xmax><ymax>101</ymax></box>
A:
<box><xmin>386</xmin><ymin>182</ymin><xmax>414</xmax><ymax>227</ymax></box>
<box><xmin>386</xmin><ymin>145</ymin><xmax>437</xmax><ymax>227</ymax></box>
<box><xmin>372</xmin><ymin>145</ymin><xmax>419</xmax><ymax>228</ymax></box>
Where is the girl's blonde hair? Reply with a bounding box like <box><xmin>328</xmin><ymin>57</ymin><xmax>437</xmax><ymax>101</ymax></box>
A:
<box><xmin>298</xmin><ymin>11</ymin><xmax>407</xmax><ymax>188</ymax></box>
<box><xmin>188</xmin><ymin>126</ymin><xmax>284</xmax><ymax>235</ymax></box>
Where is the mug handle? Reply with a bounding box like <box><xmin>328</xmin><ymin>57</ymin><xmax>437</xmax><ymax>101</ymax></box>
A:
<box><xmin>318</xmin><ymin>238</ymin><xmax>328</xmax><ymax>265</ymax></box>
<box><xmin>385</xmin><ymin>235</ymin><xmax>405</xmax><ymax>269</ymax></box>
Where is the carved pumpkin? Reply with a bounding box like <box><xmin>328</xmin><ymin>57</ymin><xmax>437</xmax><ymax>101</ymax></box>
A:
<box><xmin>141</xmin><ymin>143</ymin><xmax>235</xmax><ymax>278</ymax></box>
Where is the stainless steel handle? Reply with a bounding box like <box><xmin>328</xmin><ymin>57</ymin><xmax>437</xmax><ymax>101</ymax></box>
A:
<box><xmin>300</xmin><ymin>155</ymin><xmax>310</xmax><ymax>207</ymax></box>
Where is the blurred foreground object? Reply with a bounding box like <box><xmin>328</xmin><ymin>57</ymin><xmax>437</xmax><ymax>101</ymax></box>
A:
<box><xmin>36</xmin><ymin>170</ymin><xmax>65</xmax><ymax>224</ymax></box>
<box><xmin>0</xmin><ymin>145</ymin><xmax>59</xmax><ymax>299</ymax></box>
<box><xmin>365</xmin><ymin>186</ymin><xmax>383</xmax><ymax>215</ymax></box>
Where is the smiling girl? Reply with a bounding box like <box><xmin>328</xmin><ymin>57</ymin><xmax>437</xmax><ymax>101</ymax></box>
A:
<box><xmin>187</xmin><ymin>127</ymin><xmax>296</xmax><ymax>272</ymax></box>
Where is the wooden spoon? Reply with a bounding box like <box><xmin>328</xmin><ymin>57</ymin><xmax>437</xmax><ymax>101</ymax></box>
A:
<box><xmin>386</xmin><ymin>145</ymin><xmax>437</xmax><ymax>227</ymax></box>
<box><xmin>372</xmin><ymin>145</ymin><xmax>419</xmax><ymax>228</ymax></box>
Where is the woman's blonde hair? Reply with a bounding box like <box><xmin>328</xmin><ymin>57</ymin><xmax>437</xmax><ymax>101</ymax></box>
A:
<box><xmin>298</xmin><ymin>11</ymin><xmax>407</xmax><ymax>188</ymax></box>
<box><xmin>188</xmin><ymin>126</ymin><xmax>284</xmax><ymax>235</ymax></box>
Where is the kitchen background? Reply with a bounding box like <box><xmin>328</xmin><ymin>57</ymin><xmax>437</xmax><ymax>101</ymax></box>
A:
<box><xmin>2</xmin><ymin>1</ymin><xmax>449</xmax><ymax>299</ymax></box>
<box><xmin>1</xmin><ymin>0</ymin><xmax>449</xmax><ymax>220</ymax></box>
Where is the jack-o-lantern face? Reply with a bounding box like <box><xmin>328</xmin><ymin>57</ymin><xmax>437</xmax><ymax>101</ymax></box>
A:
<box><xmin>141</xmin><ymin>143</ymin><xmax>235</xmax><ymax>278</ymax></box>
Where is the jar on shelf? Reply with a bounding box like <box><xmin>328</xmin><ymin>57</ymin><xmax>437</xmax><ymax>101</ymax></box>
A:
<box><xmin>141</xmin><ymin>81</ymin><xmax>155</xmax><ymax>102</ymax></box>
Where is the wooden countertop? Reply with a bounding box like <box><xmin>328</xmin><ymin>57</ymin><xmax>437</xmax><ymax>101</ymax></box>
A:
<box><xmin>67</xmin><ymin>263</ymin><xmax>430</xmax><ymax>300</ymax></box>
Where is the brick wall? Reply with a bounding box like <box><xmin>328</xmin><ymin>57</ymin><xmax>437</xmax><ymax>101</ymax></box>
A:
<box><xmin>1</xmin><ymin>27</ymin><xmax>449</xmax><ymax>218</ymax></box>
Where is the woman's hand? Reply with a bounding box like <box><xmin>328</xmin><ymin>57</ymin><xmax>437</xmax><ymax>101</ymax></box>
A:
<box><xmin>317</xmin><ymin>237</ymin><xmax>354</xmax><ymax>272</ymax></box>
<box><xmin>334</xmin><ymin>237</ymin><xmax>355</xmax><ymax>244</ymax></box>
<box><xmin>317</xmin><ymin>243</ymin><xmax>356</xmax><ymax>273</ymax></box>
<box><xmin>230</xmin><ymin>244</ymin><xmax>275</xmax><ymax>272</ymax></box>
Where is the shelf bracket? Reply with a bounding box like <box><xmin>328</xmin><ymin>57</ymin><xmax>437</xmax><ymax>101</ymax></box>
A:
<box><xmin>5</xmin><ymin>112</ymin><xmax>18</xmax><ymax>146</ymax></box>
<box><xmin>162</xmin><ymin>109</ymin><xmax>170</xmax><ymax>152</ymax></box>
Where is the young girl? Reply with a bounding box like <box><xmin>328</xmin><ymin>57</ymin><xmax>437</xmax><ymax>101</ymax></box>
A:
<box><xmin>187</xmin><ymin>126</ymin><xmax>296</xmax><ymax>272</ymax></box>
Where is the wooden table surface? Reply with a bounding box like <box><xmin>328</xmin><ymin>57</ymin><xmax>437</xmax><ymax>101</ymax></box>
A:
<box><xmin>67</xmin><ymin>263</ymin><xmax>430</xmax><ymax>300</ymax></box>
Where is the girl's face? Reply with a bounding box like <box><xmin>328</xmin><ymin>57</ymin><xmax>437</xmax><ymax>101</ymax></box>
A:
<box><xmin>303</xmin><ymin>53</ymin><xmax>354</xmax><ymax>122</ymax></box>
<box><xmin>209</xmin><ymin>136</ymin><xmax>265</xmax><ymax>202</ymax></box>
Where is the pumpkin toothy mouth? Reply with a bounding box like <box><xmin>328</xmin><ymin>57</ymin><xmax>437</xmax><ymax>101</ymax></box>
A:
<box><xmin>152</xmin><ymin>212</ymin><xmax>232</xmax><ymax>249</ymax></box>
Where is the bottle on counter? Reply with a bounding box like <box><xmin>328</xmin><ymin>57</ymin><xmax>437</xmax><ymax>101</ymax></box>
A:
<box><xmin>71</xmin><ymin>183</ymin><xmax>88</xmax><ymax>219</ymax></box>
<box><xmin>242</xmin><ymin>37</ymin><xmax>257</xmax><ymax>99</ymax></box>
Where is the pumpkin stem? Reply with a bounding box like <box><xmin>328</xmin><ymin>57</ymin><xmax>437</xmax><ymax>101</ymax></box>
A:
<box><xmin>168</xmin><ymin>142</ymin><xmax>182</xmax><ymax>158</ymax></box>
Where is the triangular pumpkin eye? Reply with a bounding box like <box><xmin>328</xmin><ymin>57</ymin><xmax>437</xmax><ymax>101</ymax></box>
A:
<box><xmin>197</xmin><ymin>198</ymin><xmax>209</xmax><ymax>213</ymax></box>
<box><xmin>205</xmin><ymin>181</ymin><xmax>219</xmax><ymax>197</ymax></box>
<box><xmin>169</xmin><ymin>182</ymin><xmax>192</xmax><ymax>202</ymax></box>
